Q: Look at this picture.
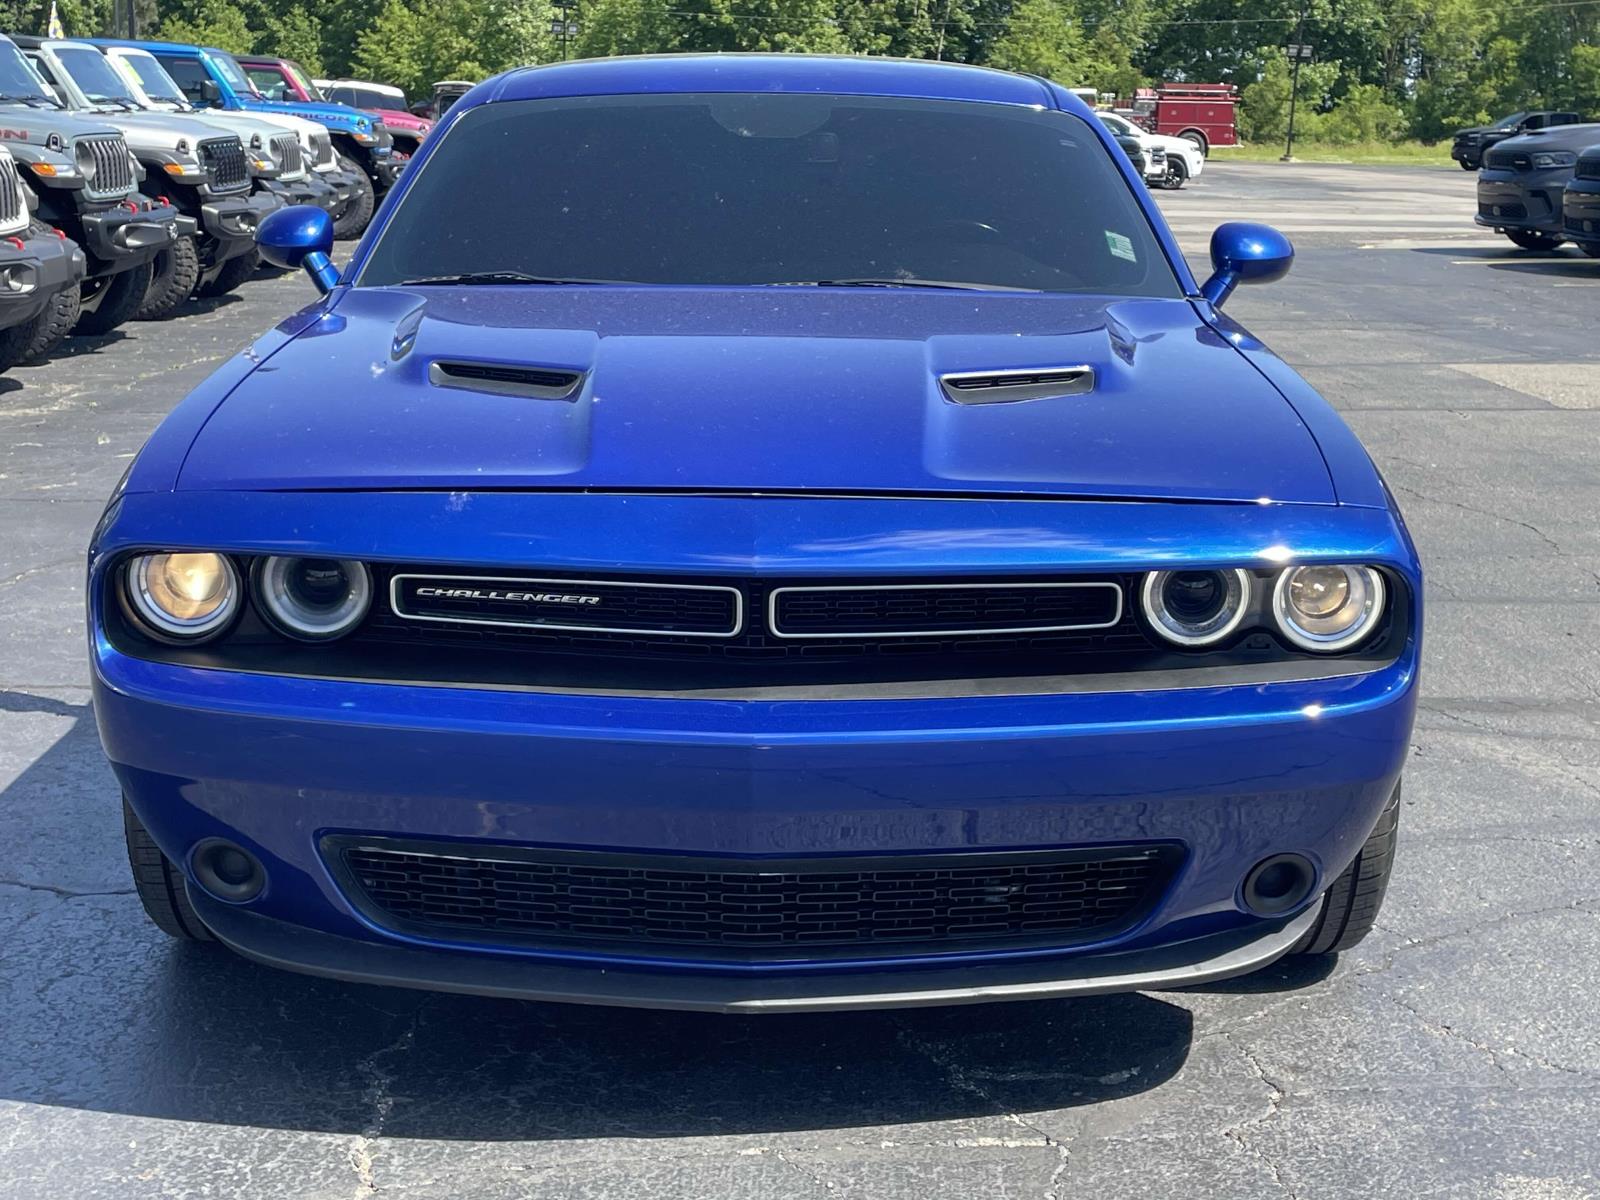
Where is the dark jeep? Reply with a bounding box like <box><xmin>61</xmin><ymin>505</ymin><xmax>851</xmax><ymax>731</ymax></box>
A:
<box><xmin>1453</xmin><ymin>111</ymin><xmax>1584</xmax><ymax>170</ymax></box>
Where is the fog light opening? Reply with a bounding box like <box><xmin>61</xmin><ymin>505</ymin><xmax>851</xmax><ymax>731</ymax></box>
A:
<box><xmin>1241</xmin><ymin>853</ymin><xmax>1316</xmax><ymax>916</ymax></box>
<box><xmin>192</xmin><ymin>838</ymin><xmax>266</xmax><ymax>903</ymax></box>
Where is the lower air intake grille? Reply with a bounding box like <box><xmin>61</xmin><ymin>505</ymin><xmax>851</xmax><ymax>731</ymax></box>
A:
<box><xmin>328</xmin><ymin>839</ymin><xmax>1183</xmax><ymax>960</ymax></box>
<box><xmin>1480</xmin><ymin>199</ymin><xmax>1527</xmax><ymax>219</ymax></box>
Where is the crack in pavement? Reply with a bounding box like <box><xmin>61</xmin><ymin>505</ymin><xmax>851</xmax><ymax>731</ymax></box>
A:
<box><xmin>345</xmin><ymin>1012</ymin><xmax>420</xmax><ymax>1196</ymax></box>
<box><xmin>1219</xmin><ymin>1033</ymin><xmax>1298</xmax><ymax>1199</ymax></box>
<box><xmin>0</xmin><ymin>879</ymin><xmax>133</xmax><ymax>899</ymax></box>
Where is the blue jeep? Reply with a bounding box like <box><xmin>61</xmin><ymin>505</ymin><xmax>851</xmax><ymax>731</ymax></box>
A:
<box><xmin>93</xmin><ymin>56</ymin><xmax>1421</xmax><ymax>1013</ymax></box>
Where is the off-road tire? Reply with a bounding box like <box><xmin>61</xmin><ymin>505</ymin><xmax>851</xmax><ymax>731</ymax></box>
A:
<box><xmin>332</xmin><ymin>154</ymin><xmax>375</xmax><ymax>240</ymax></box>
<box><xmin>0</xmin><ymin>317</ymin><xmax>29</xmax><ymax>372</ymax></box>
<box><xmin>0</xmin><ymin>220</ymin><xmax>84</xmax><ymax>363</ymax></box>
<box><xmin>136</xmin><ymin>234</ymin><xmax>201</xmax><ymax>320</ymax></box>
<box><xmin>1505</xmin><ymin>230</ymin><xmax>1564</xmax><ymax>252</ymax></box>
<box><xmin>75</xmin><ymin>260</ymin><xmax>155</xmax><ymax>337</ymax></box>
<box><xmin>198</xmin><ymin>248</ymin><xmax>259</xmax><ymax>298</ymax></box>
<box><xmin>1291</xmin><ymin>782</ymin><xmax>1400</xmax><ymax>956</ymax></box>
<box><xmin>123</xmin><ymin>798</ymin><xmax>214</xmax><ymax>942</ymax></box>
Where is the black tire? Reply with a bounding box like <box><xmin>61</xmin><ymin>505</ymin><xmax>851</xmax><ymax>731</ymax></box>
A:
<box><xmin>1161</xmin><ymin>157</ymin><xmax>1188</xmax><ymax>190</ymax></box>
<box><xmin>123</xmin><ymin>798</ymin><xmax>215</xmax><ymax>942</ymax></box>
<box><xmin>0</xmin><ymin>316</ymin><xmax>29</xmax><ymax>372</ymax></box>
<box><xmin>1179</xmin><ymin>129</ymin><xmax>1209</xmax><ymax>157</ymax></box>
<box><xmin>332</xmin><ymin>154</ymin><xmax>375</xmax><ymax>240</ymax></box>
<box><xmin>1459</xmin><ymin>159</ymin><xmax>1478</xmax><ymax>171</ymax></box>
<box><xmin>136</xmin><ymin>233</ymin><xmax>201</xmax><ymax>320</ymax></box>
<box><xmin>1291</xmin><ymin>782</ymin><xmax>1400</xmax><ymax>956</ymax></box>
<box><xmin>198</xmin><ymin>248</ymin><xmax>259</xmax><ymax>298</ymax></box>
<box><xmin>14</xmin><ymin>278</ymin><xmax>82</xmax><ymax>362</ymax></box>
<box><xmin>1505</xmin><ymin>230</ymin><xmax>1564</xmax><ymax>252</ymax></box>
<box><xmin>75</xmin><ymin>260</ymin><xmax>154</xmax><ymax>337</ymax></box>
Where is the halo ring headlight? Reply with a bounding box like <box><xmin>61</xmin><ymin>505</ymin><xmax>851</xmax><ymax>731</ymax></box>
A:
<box><xmin>254</xmin><ymin>556</ymin><xmax>372</xmax><ymax>641</ymax></box>
<box><xmin>1140</xmin><ymin>568</ymin><xmax>1251</xmax><ymax>647</ymax></box>
<box><xmin>126</xmin><ymin>552</ymin><xmax>240</xmax><ymax>641</ymax></box>
<box><xmin>1272</xmin><ymin>565</ymin><xmax>1385</xmax><ymax>653</ymax></box>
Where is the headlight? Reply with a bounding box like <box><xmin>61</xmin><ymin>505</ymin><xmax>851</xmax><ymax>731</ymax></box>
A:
<box><xmin>254</xmin><ymin>556</ymin><xmax>372</xmax><ymax>641</ymax></box>
<box><xmin>1271</xmin><ymin>565</ymin><xmax>1385</xmax><ymax>652</ymax></box>
<box><xmin>1140</xmin><ymin>568</ymin><xmax>1251</xmax><ymax>646</ymax></box>
<box><xmin>1531</xmin><ymin>151</ymin><xmax>1577</xmax><ymax>169</ymax></box>
<box><xmin>73</xmin><ymin>140</ymin><xmax>98</xmax><ymax>182</ymax></box>
<box><xmin>125</xmin><ymin>552</ymin><xmax>240</xmax><ymax>641</ymax></box>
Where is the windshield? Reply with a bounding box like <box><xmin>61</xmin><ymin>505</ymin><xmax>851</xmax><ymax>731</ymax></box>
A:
<box><xmin>333</xmin><ymin>85</ymin><xmax>406</xmax><ymax>112</ymax></box>
<box><xmin>1097</xmin><ymin>113</ymin><xmax>1133</xmax><ymax>136</ymax></box>
<box><xmin>285</xmin><ymin>61</ymin><xmax>323</xmax><ymax>101</ymax></box>
<box><xmin>360</xmin><ymin>93</ymin><xmax>1177</xmax><ymax>297</ymax></box>
<box><xmin>56</xmin><ymin>46</ymin><xmax>139</xmax><ymax>105</ymax></box>
<box><xmin>210</xmin><ymin>52</ymin><xmax>259</xmax><ymax>98</ymax></box>
<box><xmin>0</xmin><ymin>42</ymin><xmax>55</xmax><ymax>102</ymax></box>
<box><xmin>1493</xmin><ymin>111</ymin><xmax>1529</xmax><ymax>128</ymax></box>
<box><xmin>114</xmin><ymin>49</ymin><xmax>186</xmax><ymax>105</ymax></box>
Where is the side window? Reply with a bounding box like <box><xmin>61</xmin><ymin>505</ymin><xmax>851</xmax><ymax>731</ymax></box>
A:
<box><xmin>24</xmin><ymin>53</ymin><xmax>65</xmax><ymax>104</ymax></box>
<box><xmin>1524</xmin><ymin>114</ymin><xmax>1547</xmax><ymax>130</ymax></box>
<box><xmin>158</xmin><ymin>56</ymin><xmax>209</xmax><ymax>103</ymax></box>
<box><xmin>327</xmin><ymin>86</ymin><xmax>354</xmax><ymax>106</ymax></box>
<box><xmin>246</xmin><ymin>68</ymin><xmax>286</xmax><ymax>100</ymax></box>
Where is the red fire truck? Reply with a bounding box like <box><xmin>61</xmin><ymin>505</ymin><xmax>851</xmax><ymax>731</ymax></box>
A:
<box><xmin>1127</xmin><ymin>84</ymin><xmax>1238</xmax><ymax>154</ymax></box>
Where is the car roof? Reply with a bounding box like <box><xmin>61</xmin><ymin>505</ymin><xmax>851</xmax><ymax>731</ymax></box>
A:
<box><xmin>482</xmin><ymin>54</ymin><xmax>1057</xmax><ymax>110</ymax></box>
<box><xmin>324</xmin><ymin>78</ymin><xmax>404</xmax><ymax>97</ymax></box>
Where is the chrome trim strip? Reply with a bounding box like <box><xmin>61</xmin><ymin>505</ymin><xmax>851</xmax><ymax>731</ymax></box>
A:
<box><xmin>389</xmin><ymin>573</ymin><xmax>744</xmax><ymax>638</ymax></box>
<box><xmin>768</xmin><ymin>581</ymin><xmax>1124</xmax><ymax>640</ymax></box>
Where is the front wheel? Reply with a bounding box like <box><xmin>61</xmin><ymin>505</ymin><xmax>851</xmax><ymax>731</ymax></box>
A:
<box><xmin>75</xmin><ymin>260</ymin><xmax>155</xmax><ymax>337</ymax></box>
<box><xmin>1505</xmin><ymin>230</ymin><xmax>1564</xmax><ymax>252</ymax></box>
<box><xmin>1291</xmin><ymin>782</ymin><xmax>1400</xmax><ymax>956</ymax></box>
<box><xmin>1459</xmin><ymin>159</ymin><xmax>1478</xmax><ymax>171</ymax></box>
<box><xmin>137</xmin><ymin>234</ymin><xmax>201</xmax><ymax>320</ymax></box>
<box><xmin>198</xmin><ymin>248</ymin><xmax>259</xmax><ymax>298</ymax></box>
<box><xmin>332</xmin><ymin>154</ymin><xmax>375</xmax><ymax>240</ymax></box>
<box><xmin>123</xmin><ymin>798</ymin><xmax>215</xmax><ymax>943</ymax></box>
<box><xmin>1160</xmin><ymin>157</ymin><xmax>1189</xmax><ymax>190</ymax></box>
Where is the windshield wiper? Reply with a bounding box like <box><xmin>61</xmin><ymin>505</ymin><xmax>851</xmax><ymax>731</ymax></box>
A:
<box><xmin>766</xmin><ymin>278</ymin><xmax>1039</xmax><ymax>292</ymax></box>
<box><xmin>0</xmin><ymin>92</ymin><xmax>57</xmax><ymax>107</ymax></box>
<box><xmin>397</xmin><ymin>271</ymin><xmax>634</xmax><ymax>286</ymax></box>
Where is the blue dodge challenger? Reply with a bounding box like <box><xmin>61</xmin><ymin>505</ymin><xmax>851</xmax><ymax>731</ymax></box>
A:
<box><xmin>91</xmin><ymin>54</ymin><xmax>1420</xmax><ymax>1012</ymax></box>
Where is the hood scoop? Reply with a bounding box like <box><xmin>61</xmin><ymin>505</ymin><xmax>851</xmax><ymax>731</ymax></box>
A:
<box><xmin>939</xmin><ymin>366</ymin><xmax>1095</xmax><ymax>405</ymax></box>
<box><xmin>428</xmin><ymin>360</ymin><xmax>585</xmax><ymax>401</ymax></box>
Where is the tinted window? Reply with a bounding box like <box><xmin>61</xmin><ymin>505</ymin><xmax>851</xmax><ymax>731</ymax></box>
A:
<box><xmin>155</xmin><ymin>55</ymin><xmax>210</xmax><ymax>102</ymax></box>
<box><xmin>360</xmin><ymin>93</ymin><xmax>1176</xmax><ymax>296</ymax></box>
<box><xmin>245</xmin><ymin>67</ymin><xmax>287</xmax><ymax>100</ymax></box>
<box><xmin>338</xmin><ymin>86</ymin><xmax>404</xmax><ymax>111</ymax></box>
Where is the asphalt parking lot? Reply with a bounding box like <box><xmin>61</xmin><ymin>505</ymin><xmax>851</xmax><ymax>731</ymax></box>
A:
<box><xmin>3</xmin><ymin>161</ymin><xmax>1598</xmax><ymax>1199</ymax></box>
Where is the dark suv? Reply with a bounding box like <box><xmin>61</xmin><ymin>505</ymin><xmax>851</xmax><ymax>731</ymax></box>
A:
<box><xmin>1453</xmin><ymin>111</ymin><xmax>1584</xmax><ymax>170</ymax></box>
<box><xmin>1476</xmin><ymin>123</ymin><xmax>1600</xmax><ymax>250</ymax></box>
<box><xmin>1561</xmin><ymin>145</ymin><xmax>1600</xmax><ymax>257</ymax></box>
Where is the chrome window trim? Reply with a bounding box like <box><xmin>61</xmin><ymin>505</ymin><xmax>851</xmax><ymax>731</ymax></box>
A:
<box><xmin>388</xmin><ymin>573</ymin><xmax>744</xmax><ymax>638</ymax></box>
<box><xmin>767</xmin><ymin>580</ymin><xmax>1124</xmax><ymax>640</ymax></box>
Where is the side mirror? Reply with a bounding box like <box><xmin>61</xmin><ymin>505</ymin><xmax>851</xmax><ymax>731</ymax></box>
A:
<box><xmin>199</xmin><ymin>78</ymin><xmax>222</xmax><ymax>106</ymax></box>
<box><xmin>1200</xmin><ymin>222</ymin><xmax>1293</xmax><ymax>307</ymax></box>
<box><xmin>257</xmin><ymin>205</ymin><xmax>339</xmax><ymax>293</ymax></box>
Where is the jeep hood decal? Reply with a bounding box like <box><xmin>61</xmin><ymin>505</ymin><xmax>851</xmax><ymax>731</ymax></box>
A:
<box><xmin>177</xmin><ymin>288</ymin><xmax>1335</xmax><ymax>504</ymax></box>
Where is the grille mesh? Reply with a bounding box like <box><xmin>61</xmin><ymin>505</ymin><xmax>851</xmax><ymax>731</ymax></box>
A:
<box><xmin>200</xmin><ymin>138</ymin><xmax>249</xmax><ymax>192</ymax></box>
<box><xmin>773</xmin><ymin>583</ymin><xmax>1119</xmax><ymax>637</ymax></box>
<box><xmin>80</xmin><ymin>136</ymin><xmax>133</xmax><ymax>200</ymax></box>
<box><xmin>332</xmin><ymin>840</ymin><xmax>1182</xmax><ymax>959</ymax></box>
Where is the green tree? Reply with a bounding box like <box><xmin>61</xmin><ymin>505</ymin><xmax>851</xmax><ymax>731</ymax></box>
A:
<box><xmin>257</xmin><ymin>5</ymin><xmax>325</xmax><ymax>75</ymax></box>
<box><xmin>156</xmin><ymin>0</ymin><xmax>256</xmax><ymax>53</ymax></box>
<box><xmin>987</xmin><ymin>0</ymin><xmax>1088</xmax><ymax>83</ymax></box>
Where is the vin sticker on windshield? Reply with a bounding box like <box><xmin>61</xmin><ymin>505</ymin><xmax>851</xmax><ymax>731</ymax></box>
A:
<box><xmin>1105</xmin><ymin>231</ymin><xmax>1137</xmax><ymax>262</ymax></box>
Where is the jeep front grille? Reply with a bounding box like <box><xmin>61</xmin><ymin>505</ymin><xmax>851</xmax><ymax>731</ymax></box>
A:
<box><xmin>0</xmin><ymin>154</ymin><xmax>23</xmax><ymax>230</ymax></box>
<box><xmin>200</xmin><ymin>137</ymin><xmax>249</xmax><ymax>193</ymax></box>
<box><xmin>270</xmin><ymin>133</ymin><xmax>305</xmax><ymax>181</ymax></box>
<box><xmin>79</xmin><ymin>135</ymin><xmax>133</xmax><ymax>200</ymax></box>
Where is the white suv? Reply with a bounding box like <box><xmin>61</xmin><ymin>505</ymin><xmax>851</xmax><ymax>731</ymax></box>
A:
<box><xmin>1097</xmin><ymin>111</ymin><xmax>1205</xmax><ymax>190</ymax></box>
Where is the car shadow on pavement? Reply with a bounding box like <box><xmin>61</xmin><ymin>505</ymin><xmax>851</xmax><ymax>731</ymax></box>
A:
<box><xmin>2</xmin><ymin>690</ymin><xmax>1200</xmax><ymax>1141</ymax></box>
<box><xmin>1411</xmin><ymin>245</ymin><xmax>1600</xmax><ymax>277</ymax></box>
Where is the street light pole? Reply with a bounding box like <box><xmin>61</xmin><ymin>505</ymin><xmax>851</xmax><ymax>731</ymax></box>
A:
<box><xmin>1282</xmin><ymin>1</ymin><xmax>1309</xmax><ymax>162</ymax></box>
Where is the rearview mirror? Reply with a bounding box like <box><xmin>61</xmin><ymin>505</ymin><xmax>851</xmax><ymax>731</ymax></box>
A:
<box><xmin>1200</xmin><ymin>222</ymin><xmax>1293</xmax><ymax>307</ymax></box>
<box><xmin>257</xmin><ymin>205</ymin><xmax>339</xmax><ymax>293</ymax></box>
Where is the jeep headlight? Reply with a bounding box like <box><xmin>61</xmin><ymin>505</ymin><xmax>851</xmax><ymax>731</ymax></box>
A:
<box><xmin>1531</xmin><ymin>151</ymin><xmax>1577</xmax><ymax>169</ymax></box>
<box><xmin>125</xmin><ymin>552</ymin><xmax>241</xmax><ymax>642</ymax></box>
<box><xmin>73</xmin><ymin>140</ymin><xmax>98</xmax><ymax>182</ymax></box>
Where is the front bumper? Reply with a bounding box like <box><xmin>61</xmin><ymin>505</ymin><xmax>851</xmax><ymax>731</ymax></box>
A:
<box><xmin>0</xmin><ymin>223</ymin><xmax>87</xmax><ymax>330</ymax></box>
<box><xmin>1476</xmin><ymin>168</ymin><xmax>1571</xmax><ymax>235</ymax></box>
<box><xmin>93</xmin><ymin>491</ymin><xmax>1421</xmax><ymax>1010</ymax></box>
<box><xmin>198</xmin><ymin>190</ymin><xmax>283</xmax><ymax>262</ymax></box>
<box><xmin>372</xmin><ymin>153</ymin><xmax>403</xmax><ymax>190</ymax></box>
<box><xmin>258</xmin><ymin>175</ymin><xmax>331</xmax><ymax>212</ymax></box>
<box><xmin>76</xmin><ymin>198</ymin><xmax>183</xmax><ymax>274</ymax></box>
<box><xmin>312</xmin><ymin>164</ymin><xmax>361</xmax><ymax>215</ymax></box>
<box><xmin>1563</xmin><ymin>177</ymin><xmax>1600</xmax><ymax>242</ymax></box>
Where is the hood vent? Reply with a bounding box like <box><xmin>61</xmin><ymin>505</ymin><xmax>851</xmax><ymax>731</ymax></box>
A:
<box><xmin>939</xmin><ymin>366</ymin><xmax>1095</xmax><ymax>405</ymax></box>
<box><xmin>428</xmin><ymin>360</ymin><xmax>585</xmax><ymax>400</ymax></box>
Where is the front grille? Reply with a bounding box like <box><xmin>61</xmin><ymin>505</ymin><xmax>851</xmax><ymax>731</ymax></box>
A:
<box><xmin>79</xmin><ymin>135</ymin><xmax>133</xmax><ymax>200</ymax></box>
<box><xmin>270</xmin><ymin>133</ymin><xmax>305</xmax><ymax>181</ymax></box>
<box><xmin>1485</xmin><ymin>148</ymin><xmax>1529</xmax><ymax>171</ymax></box>
<box><xmin>360</xmin><ymin>565</ymin><xmax>1153</xmax><ymax>670</ymax></box>
<box><xmin>1479</xmin><ymin>199</ymin><xmax>1527</xmax><ymax>219</ymax></box>
<box><xmin>199</xmin><ymin>137</ymin><xmax>249</xmax><ymax>193</ymax></box>
<box><xmin>328</xmin><ymin>839</ymin><xmax>1183</xmax><ymax>960</ymax></box>
<box><xmin>1576</xmin><ymin>158</ymin><xmax>1600</xmax><ymax>182</ymax></box>
<box><xmin>310</xmin><ymin>131</ymin><xmax>336</xmax><ymax>167</ymax></box>
<box><xmin>0</xmin><ymin>154</ymin><xmax>23</xmax><ymax>229</ymax></box>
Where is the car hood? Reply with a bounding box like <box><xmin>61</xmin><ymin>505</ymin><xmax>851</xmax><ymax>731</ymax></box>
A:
<box><xmin>90</xmin><ymin>108</ymin><xmax>235</xmax><ymax>143</ymax></box>
<box><xmin>240</xmin><ymin>96</ymin><xmax>368</xmax><ymax>131</ymax></box>
<box><xmin>1492</xmin><ymin>124</ymin><xmax>1600</xmax><ymax>155</ymax></box>
<box><xmin>372</xmin><ymin>110</ymin><xmax>429</xmax><ymax>133</ymax></box>
<box><xmin>178</xmin><ymin>288</ymin><xmax>1335</xmax><ymax>503</ymax></box>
